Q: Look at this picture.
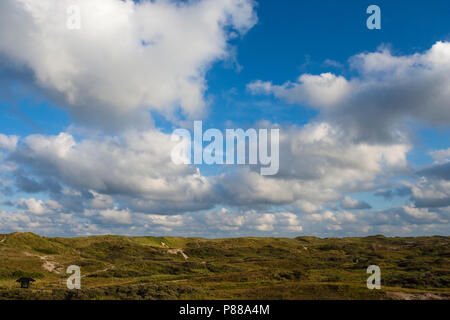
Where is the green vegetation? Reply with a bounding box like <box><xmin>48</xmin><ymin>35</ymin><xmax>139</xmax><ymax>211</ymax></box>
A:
<box><xmin>0</xmin><ymin>232</ymin><xmax>448</xmax><ymax>300</ymax></box>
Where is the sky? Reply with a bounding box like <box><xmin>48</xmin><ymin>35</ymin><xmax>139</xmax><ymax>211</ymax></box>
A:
<box><xmin>0</xmin><ymin>0</ymin><xmax>449</xmax><ymax>238</ymax></box>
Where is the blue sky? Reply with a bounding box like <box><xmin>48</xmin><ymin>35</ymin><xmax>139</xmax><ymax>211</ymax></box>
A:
<box><xmin>0</xmin><ymin>0</ymin><xmax>449</xmax><ymax>237</ymax></box>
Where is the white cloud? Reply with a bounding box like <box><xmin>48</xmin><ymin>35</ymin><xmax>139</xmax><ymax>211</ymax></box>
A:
<box><xmin>218</xmin><ymin>122</ymin><xmax>410</xmax><ymax>207</ymax></box>
<box><xmin>0</xmin><ymin>200</ymin><xmax>448</xmax><ymax>237</ymax></box>
<box><xmin>88</xmin><ymin>191</ymin><xmax>115</xmax><ymax>210</ymax></box>
<box><xmin>10</xmin><ymin>130</ymin><xmax>215</xmax><ymax>214</ymax></box>
<box><xmin>85</xmin><ymin>208</ymin><xmax>133</xmax><ymax>225</ymax></box>
<box><xmin>202</xmin><ymin>208</ymin><xmax>302</xmax><ymax>234</ymax></box>
<box><xmin>14</xmin><ymin>198</ymin><xmax>61</xmax><ymax>215</ymax></box>
<box><xmin>401</xmin><ymin>205</ymin><xmax>441</xmax><ymax>222</ymax></box>
<box><xmin>248</xmin><ymin>42</ymin><xmax>450</xmax><ymax>143</ymax></box>
<box><xmin>293</xmin><ymin>200</ymin><xmax>322</xmax><ymax>214</ymax></box>
<box><xmin>2</xmin><ymin>119</ymin><xmax>442</xmax><ymax>237</ymax></box>
<box><xmin>408</xmin><ymin>177</ymin><xmax>450</xmax><ymax>208</ymax></box>
<box><xmin>248</xmin><ymin>73</ymin><xmax>352</xmax><ymax>108</ymax></box>
<box><xmin>341</xmin><ymin>196</ymin><xmax>371</xmax><ymax>210</ymax></box>
<box><xmin>0</xmin><ymin>134</ymin><xmax>18</xmax><ymax>151</ymax></box>
<box><xmin>430</xmin><ymin>148</ymin><xmax>450</xmax><ymax>164</ymax></box>
<box><xmin>45</xmin><ymin>200</ymin><xmax>64</xmax><ymax>211</ymax></box>
<box><xmin>0</xmin><ymin>0</ymin><xmax>257</xmax><ymax>127</ymax></box>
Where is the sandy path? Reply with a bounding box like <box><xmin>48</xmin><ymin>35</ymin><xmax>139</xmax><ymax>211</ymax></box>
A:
<box><xmin>81</xmin><ymin>264</ymin><xmax>115</xmax><ymax>278</ymax></box>
<box><xmin>167</xmin><ymin>248</ymin><xmax>189</xmax><ymax>260</ymax></box>
<box><xmin>23</xmin><ymin>252</ymin><xmax>61</xmax><ymax>274</ymax></box>
<box><xmin>41</xmin><ymin>258</ymin><xmax>60</xmax><ymax>273</ymax></box>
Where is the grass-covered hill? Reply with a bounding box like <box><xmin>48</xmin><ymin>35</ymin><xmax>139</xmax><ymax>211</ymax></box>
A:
<box><xmin>0</xmin><ymin>232</ymin><xmax>448</xmax><ymax>300</ymax></box>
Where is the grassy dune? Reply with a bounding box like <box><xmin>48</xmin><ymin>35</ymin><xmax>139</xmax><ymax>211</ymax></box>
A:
<box><xmin>0</xmin><ymin>232</ymin><xmax>448</xmax><ymax>300</ymax></box>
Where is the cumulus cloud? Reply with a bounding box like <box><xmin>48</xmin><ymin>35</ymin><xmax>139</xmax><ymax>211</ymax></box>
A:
<box><xmin>341</xmin><ymin>196</ymin><xmax>372</xmax><ymax>210</ymax></box>
<box><xmin>200</xmin><ymin>208</ymin><xmax>303</xmax><ymax>234</ymax></box>
<box><xmin>240</xmin><ymin>42</ymin><xmax>450</xmax><ymax>236</ymax></box>
<box><xmin>371</xmin><ymin>147</ymin><xmax>449</xmax><ymax>228</ymax></box>
<box><xmin>248</xmin><ymin>73</ymin><xmax>352</xmax><ymax>108</ymax></box>
<box><xmin>85</xmin><ymin>208</ymin><xmax>133</xmax><ymax>225</ymax></box>
<box><xmin>0</xmin><ymin>0</ymin><xmax>257</xmax><ymax>128</ymax></box>
<box><xmin>400</xmin><ymin>205</ymin><xmax>442</xmax><ymax>223</ymax></box>
<box><xmin>429</xmin><ymin>148</ymin><xmax>450</xmax><ymax>164</ymax></box>
<box><xmin>297</xmin><ymin>205</ymin><xmax>449</xmax><ymax>236</ymax></box>
<box><xmin>0</xmin><ymin>205</ymin><xmax>304</xmax><ymax>237</ymax></box>
<box><xmin>2</xmin><ymin>119</ymin><xmax>410</xmax><ymax>219</ymax></box>
<box><xmin>0</xmin><ymin>197</ymin><xmax>448</xmax><ymax>238</ymax></box>
<box><xmin>217</xmin><ymin>122</ymin><xmax>410</xmax><ymax>208</ymax></box>
<box><xmin>0</xmin><ymin>134</ymin><xmax>18</xmax><ymax>151</ymax></box>
<box><xmin>305</xmin><ymin>210</ymin><xmax>357</xmax><ymax>232</ymax></box>
<box><xmin>13</xmin><ymin>198</ymin><xmax>62</xmax><ymax>215</ymax></box>
<box><xmin>401</xmin><ymin>149</ymin><xmax>450</xmax><ymax>209</ymax></box>
<box><xmin>375</xmin><ymin>186</ymin><xmax>411</xmax><ymax>200</ymax></box>
<box><xmin>9</xmin><ymin>130</ymin><xmax>216</xmax><ymax>214</ymax></box>
<box><xmin>1</xmin><ymin>118</ymin><xmax>447</xmax><ymax>237</ymax></box>
<box><xmin>417</xmin><ymin>162</ymin><xmax>450</xmax><ymax>181</ymax></box>
<box><xmin>248</xmin><ymin>42</ymin><xmax>450</xmax><ymax>143</ymax></box>
<box><xmin>408</xmin><ymin>177</ymin><xmax>450</xmax><ymax>208</ymax></box>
